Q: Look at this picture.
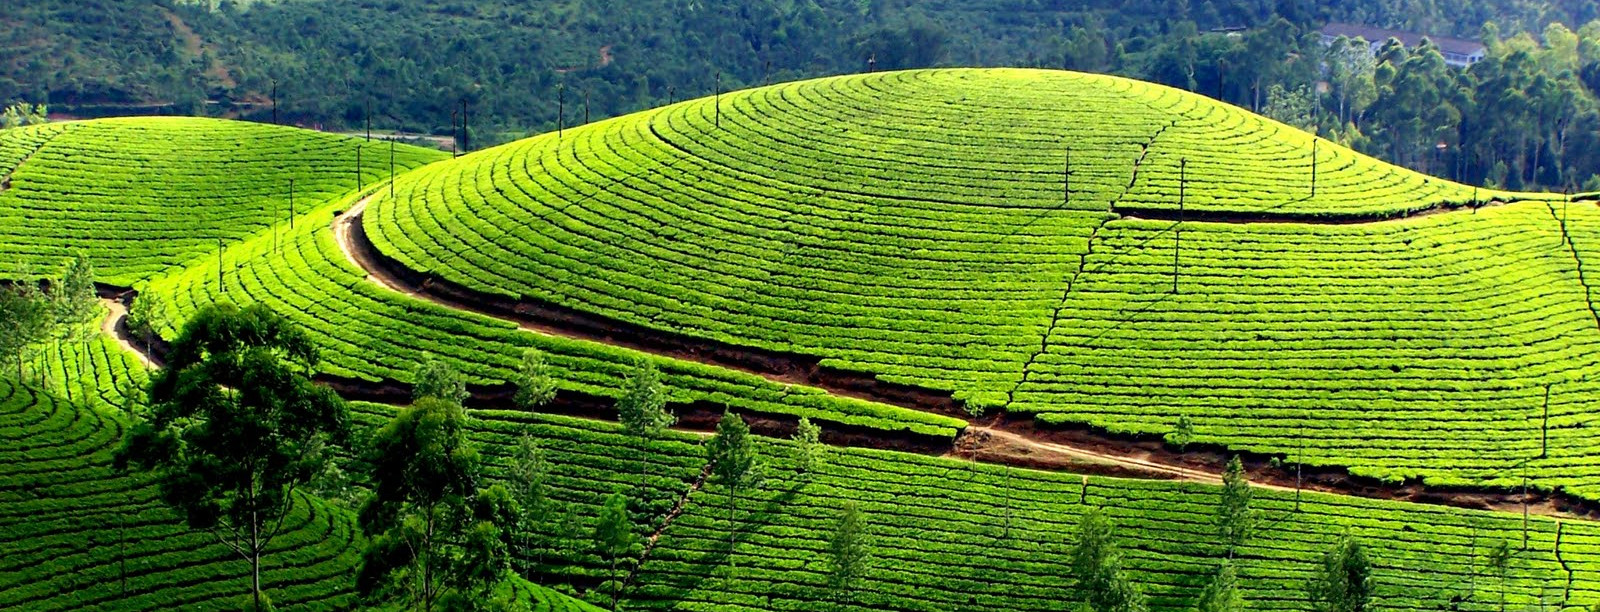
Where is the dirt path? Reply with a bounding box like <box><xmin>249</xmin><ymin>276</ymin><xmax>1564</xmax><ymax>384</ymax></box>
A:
<box><xmin>328</xmin><ymin>198</ymin><xmax>1597</xmax><ymax>519</ymax></box>
<box><xmin>100</xmin><ymin>297</ymin><xmax>158</xmax><ymax>370</ymax></box>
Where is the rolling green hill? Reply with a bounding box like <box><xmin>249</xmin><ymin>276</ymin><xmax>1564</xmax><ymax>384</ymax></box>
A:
<box><xmin>361</xmin><ymin>68</ymin><xmax>1598</xmax><ymax>497</ymax></box>
<box><xmin>0</xmin><ymin>117</ymin><xmax>445</xmax><ymax>285</ymax></box>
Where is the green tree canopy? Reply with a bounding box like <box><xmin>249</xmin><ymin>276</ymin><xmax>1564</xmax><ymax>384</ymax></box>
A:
<box><xmin>1307</xmin><ymin>535</ymin><xmax>1374</xmax><ymax>612</ymax></box>
<box><xmin>115</xmin><ymin>303</ymin><xmax>349</xmax><ymax>612</ymax></box>
<box><xmin>357</xmin><ymin>397</ymin><xmax>519</xmax><ymax>611</ymax></box>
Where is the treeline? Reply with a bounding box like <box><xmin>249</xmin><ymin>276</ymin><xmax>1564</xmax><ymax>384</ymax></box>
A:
<box><xmin>4</xmin><ymin>0</ymin><xmax>1600</xmax><ymax>187</ymax></box>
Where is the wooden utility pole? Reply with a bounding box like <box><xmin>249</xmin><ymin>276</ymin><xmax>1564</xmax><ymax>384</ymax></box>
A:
<box><xmin>1523</xmin><ymin>461</ymin><xmax>1531</xmax><ymax>550</ymax></box>
<box><xmin>715</xmin><ymin>71</ymin><xmax>722</xmax><ymax>128</ymax></box>
<box><xmin>868</xmin><ymin>53</ymin><xmax>877</xmax><ymax>73</ymax></box>
<box><xmin>1542</xmin><ymin>383</ymin><xmax>1552</xmax><ymax>459</ymax></box>
<box><xmin>289</xmin><ymin>179</ymin><xmax>295</xmax><ymax>230</ymax></box>
<box><xmin>271</xmin><ymin>80</ymin><xmax>279</xmax><ymax>125</ymax></box>
<box><xmin>1295</xmin><ymin>423</ymin><xmax>1305</xmax><ymax>512</ymax></box>
<box><xmin>271</xmin><ymin>198</ymin><xmax>278</xmax><ymax>253</ymax></box>
<box><xmin>217</xmin><ymin>238</ymin><xmax>224</xmax><ymax>291</ymax></box>
<box><xmin>1174</xmin><ymin>158</ymin><xmax>1186</xmax><ymax>294</ymax></box>
<box><xmin>558</xmin><ymin>84</ymin><xmax>565</xmax><ymax>138</ymax></box>
<box><xmin>1311</xmin><ymin>138</ymin><xmax>1318</xmax><ymax>198</ymax></box>
<box><xmin>764</xmin><ymin>60</ymin><xmax>772</xmax><ymax>86</ymax></box>
<box><xmin>389</xmin><ymin>139</ymin><xmax>396</xmax><ymax>202</ymax></box>
<box><xmin>584</xmin><ymin>90</ymin><xmax>590</xmax><ymax>125</ymax></box>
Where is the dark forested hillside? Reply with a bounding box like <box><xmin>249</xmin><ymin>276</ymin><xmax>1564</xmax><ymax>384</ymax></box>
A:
<box><xmin>5</xmin><ymin>0</ymin><xmax>1600</xmax><ymax>187</ymax></box>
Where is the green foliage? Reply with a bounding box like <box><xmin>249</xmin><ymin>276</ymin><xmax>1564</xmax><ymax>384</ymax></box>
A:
<box><xmin>52</xmin><ymin>252</ymin><xmax>97</xmax><ymax>339</ymax></box>
<box><xmin>706</xmin><ymin>410</ymin><xmax>760</xmax><ymax>561</ymax></box>
<box><xmin>414</xmin><ymin>357</ymin><xmax>471</xmax><ymax>406</ymax></box>
<box><xmin>513</xmin><ymin>348</ymin><xmax>558</xmax><ymax>411</ymax></box>
<box><xmin>357</xmin><ymin>397</ymin><xmax>518</xmax><ymax>611</ymax></box>
<box><xmin>1219</xmin><ymin>456</ymin><xmax>1255</xmax><ymax>555</ymax></box>
<box><xmin>114</xmin><ymin>303</ymin><xmax>351</xmax><ymax>611</ymax></box>
<box><xmin>826</xmin><ymin>501</ymin><xmax>870</xmax><ymax>599</ymax></box>
<box><xmin>591</xmin><ymin>491</ymin><xmax>636</xmax><ymax>611</ymax></box>
<box><xmin>125</xmin><ymin>291</ymin><xmax>167</xmax><ymax>346</ymax></box>
<box><xmin>0</xmin><ymin>282</ymin><xmax>50</xmax><ymax>381</ymax></box>
<box><xmin>0</xmin><ymin>103</ymin><xmax>47</xmax><ymax>129</ymax></box>
<box><xmin>1194</xmin><ymin>560</ymin><xmax>1246</xmax><ymax>612</ymax></box>
<box><xmin>509</xmin><ymin>435</ymin><xmax>554</xmax><ymax>581</ymax></box>
<box><xmin>616</xmin><ymin>359</ymin><xmax>674</xmax><ymax>502</ymax></box>
<box><xmin>792</xmin><ymin>416</ymin><xmax>822</xmax><ymax>475</ymax></box>
<box><xmin>1071</xmin><ymin>508</ymin><xmax>1147</xmax><ymax>612</ymax></box>
<box><xmin>1166</xmin><ymin>415</ymin><xmax>1196</xmax><ymax>450</ymax></box>
<box><xmin>1307</xmin><ymin>535</ymin><xmax>1374</xmax><ymax>612</ymax></box>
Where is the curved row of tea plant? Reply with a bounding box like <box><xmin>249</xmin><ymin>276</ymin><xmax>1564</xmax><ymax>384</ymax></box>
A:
<box><xmin>362</xmin><ymin>68</ymin><xmax>1591</xmax><ymax>498</ymax></box>
<box><xmin>138</xmin><ymin>190</ymin><xmax>964</xmax><ymax>438</ymax></box>
<box><xmin>343</xmin><ymin>401</ymin><xmax>1600</xmax><ymax>612</ymax></box>
<box><xmin>0</xmin><ymin>117</ymin><xmax>446</xmax><ymax>285</ymax></box>
<box><xmin>0</xmin><ymin>379</ymin><xmax>363</xmax><ymax>611</ymax></box>
<box><xmin>1015</xmin><ymin>200</ymin><xmax>1600</xmax><ymax>497</ymax></box>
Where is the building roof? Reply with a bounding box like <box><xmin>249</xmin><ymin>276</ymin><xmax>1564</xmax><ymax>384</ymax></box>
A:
<box><xmin>1319</xmin><ymin>22</ymin><xmax>1486</xmax><ymax>57</ymax></box>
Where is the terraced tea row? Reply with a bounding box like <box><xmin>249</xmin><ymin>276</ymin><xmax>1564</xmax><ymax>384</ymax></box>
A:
<box><xmin>0</xmin><ymin>379</ymin><xmax>361</xmax><ymax>611</ymax></box>
<box><xmin>344</xmin><ymin>401</ymin><xmax>1600</xmax><ymax>612</ymax></box>
<box><xmin>361</xmin><ymin>67</ymin><xmax>1592</xmax><ymax>498</ymax></box>
<box><xmin>1015</xmin><ymin>201</ymin><xmax>1600</xmax><ymax>497</ymax></box>
<box><xmin>138</xmin><ymin>190</ymin><xmax>964</xmax><ymax>438</ymax></box>
<box><xmin>0</xmin><ymin>117</ymin><xmax>445</xmax><ymax>285</ymax></box>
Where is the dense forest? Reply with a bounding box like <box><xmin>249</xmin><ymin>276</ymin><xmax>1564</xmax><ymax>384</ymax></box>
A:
<box><xmin>4</xmin><ymin>0</ymin><xmax>1600</xmax><ymax>188</ymax></box>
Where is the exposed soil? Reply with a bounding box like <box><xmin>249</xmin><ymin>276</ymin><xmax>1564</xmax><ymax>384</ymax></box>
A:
<box><xmin>319</xmin><ymin>198</ymin><xmax>1600</xmax><ymax>520</ymax></box>
<box><xmin>1114</xmin><ymin>197</ymin><xmax>1546</xmax><ymax>225</ymax></box>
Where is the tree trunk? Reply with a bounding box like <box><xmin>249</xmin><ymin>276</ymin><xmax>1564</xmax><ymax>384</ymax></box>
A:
<box><xmin>251</xmin><ymin>508</ymin><xmax>262</xmax><ymax>611</ymax></box>
<box><xmin>611</xmin><ymin>555</ymin><xmax>619</xmax><ymax>611</ymax></box>
<box><xmin>728</xmin><ymin>486</ymin><xmax>737</xmax><ymax>560</ymax></box>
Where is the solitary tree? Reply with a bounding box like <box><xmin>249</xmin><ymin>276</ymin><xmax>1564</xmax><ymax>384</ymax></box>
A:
<box><xmin>592</xmin><ymin>491</ymin><xmax>637</xmax><ymax>611</ymax></box>
<box><xmin>1195</xmin><ymin>560</ymin><xmax>1246</xmax><ymax>612</ymax></box>
<box><xmin>509</xmin><ymin>434</ymin><xmax>554</xmax><ymax>581</ymax></box>
<box><xmin>1218</xmin><ymin>455</ymin><xmax>1254</xmax><ymax>556</ymax></box>
<box><xmin>413</xmin><ymin>357</ymin><xmax>470</xmax><ymax>406</ymax></box>
<box><xmin>1165</xmin><ymin>415</ymin><xmax>1196</xmax><ymax>450</ymax></box>
<box><xmin>125</xmin><ymin>291</ymin><xmax>169</xmax><ymax>348</ymax></box>
<box><xmin>357</xmin><ymin>397</ymin><xmax>520</xmax><ymax>611</ymax></box>
<box><xmin>115</xmin><ymin>304</ymin><xmax>350</xmax><ymax>612</ymax></box>
<box><xmin>616</xmin><ymin>360</ymin><xmax>673</xmax><ymax>500</ymax></box>
<box><xmin>1306</xmin><ymin>535</ymin><xmax>1373</xmax><ymax>612</ymax></box>
<box><xmin>793</xmin><ymin>416</ymin><xmax>822</xmax><ymax>476</ymax></box>
<box><xmin>513</xmin><ymin>348</ymin><xmax>559</xmax><ymax>410</ymax></box>
<box><xmin>51</xmin><ymin>252</ymin><xmax>98</xmax><ymax>402</ymax></box>
<box><xmin>827</xmin><ymin>502</ymin><xmax>870</xmax><ymax>600</ymax></box>
<box><xmin>1071</xmin><ymin>508</ymin><xmax>1147</xmax><ymax>612</ymax></box>
<box><xmin>0</xmin><ymin>283</ymin><xmax>50</xmax><ymax>381</ymax></box>
<box><xmin>1486</xmin><ymin>538</ymin><xmax>1512</xmax><ymax>612</ymax></box>
<box><xmin>707</xmin><ymin>410</ymin><xmax>761</xmax><ymax>561</ymax></box>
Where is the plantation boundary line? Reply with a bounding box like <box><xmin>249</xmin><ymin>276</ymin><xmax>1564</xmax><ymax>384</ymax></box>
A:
<box><xmin>1113</xmin><ymin>197</ymin><xmax>1548</xmax><ymax>225</ymax></box>
<box><xmin>624</xmin><ymin>462</ymin><xmax>713</xmax><ymax>590</ymax></box>
<box><xmin>1001</xmin><ymin>122</ymin><xmax>1171</xmax><ymax>408</ymax></box>
<box><xmin>0</xmin><ymin>126</ymin><xmax>68</xmax><ymax>195</ymax></box>
<box><xmin>82</xmin><ymin>287</ymin><xmax>1600</xmax><ymax>519</ymax></box>
<box><xmin>1546</xmin><ymin>201</ymin><xmax>1600</xmax><ymax>331</ymax></box>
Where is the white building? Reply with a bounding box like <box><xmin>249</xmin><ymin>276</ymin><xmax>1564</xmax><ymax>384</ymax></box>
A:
<box><xmin>1319</xmin><ymin>22</ymin><xmax>1487</xmax><ymax>68</ymax></box>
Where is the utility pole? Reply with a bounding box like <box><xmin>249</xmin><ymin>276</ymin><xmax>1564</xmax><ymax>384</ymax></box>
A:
<box><xmin>584</xmin><ymin>89</ymin><xmax>590</xmax><ymax>125</ymax></box>
<box><xmin>1523</xmin><ymin>460</ymin><xmax>1530</xmax><ymax>550</ymax></box>
<box><xmin>389</xmin><ymin>139</ymin><xmax>396</xmax><ymax>203</ymax></box>
<box><xmin>668</xmin><ymin>85</ymin><xmax>675</xmax><ymax>105</ymax></box>
<box><xmin>1295</xmin><ymin>423</ymin><xmax>1304</xmax><ymax>512</ymax></box>
<box><xmin>217</xmin><ymin>238</ymin><xmax>224</xmax><ymax>292</ymax></box>
<box><xmin>867</xmin><ymin>53</ymin><xmax>877</xmax><ymax>73</ymax></box>
<box><xmin>715</xmin><ymin>71</ymin><xmax>722</xmax><ymax>128</ymax></box>
<box><xmin>1311</xmin><ymin>138</ymin><xmax>1318</xmax><ymax>198</ymax></box>
<box><xmin>1542</xmin><ymin>383</ymin><xmax>1552</xmax><ymax>459</ymax></box>
<box><xmin>289</xmin><ymin>179</ymin><xmax>295</xmax><ymax>230</ymax></box>
<box><xmin>558</xmin><ymin>84</ymin><xmax>565</xmax><ymax>138</ymax></box>
<box><xmin>271</xmin><ymin>198</ymin><xmax>278</xmax><ymax>254</ymax></box>
<box><xmin>764</xmin><ymin>60</ymin><xmax>772</xmax><ymax>86</ymax></box>
<box><xmin>1174</xmin><ymin>158</ymin><xmax>1186</xmax><ymax>294</ymax></box>
<box><xmin>271</xmin><ymin>79</ymin><xmax>279</xmax><ymax>125</ymax></box>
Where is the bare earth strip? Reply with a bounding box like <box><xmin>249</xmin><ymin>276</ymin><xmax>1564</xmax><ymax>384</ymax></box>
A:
<box><xmin>327</xmin><ymin>195</ymin><xmax>1584</xmax><ymax>518</ymax></box>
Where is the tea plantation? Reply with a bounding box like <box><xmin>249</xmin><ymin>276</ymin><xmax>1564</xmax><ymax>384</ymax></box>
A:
<box><xmin>6</xmin><ymin>68</ymin><xmax>1600</xmax><ymax>610</ymax></box>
